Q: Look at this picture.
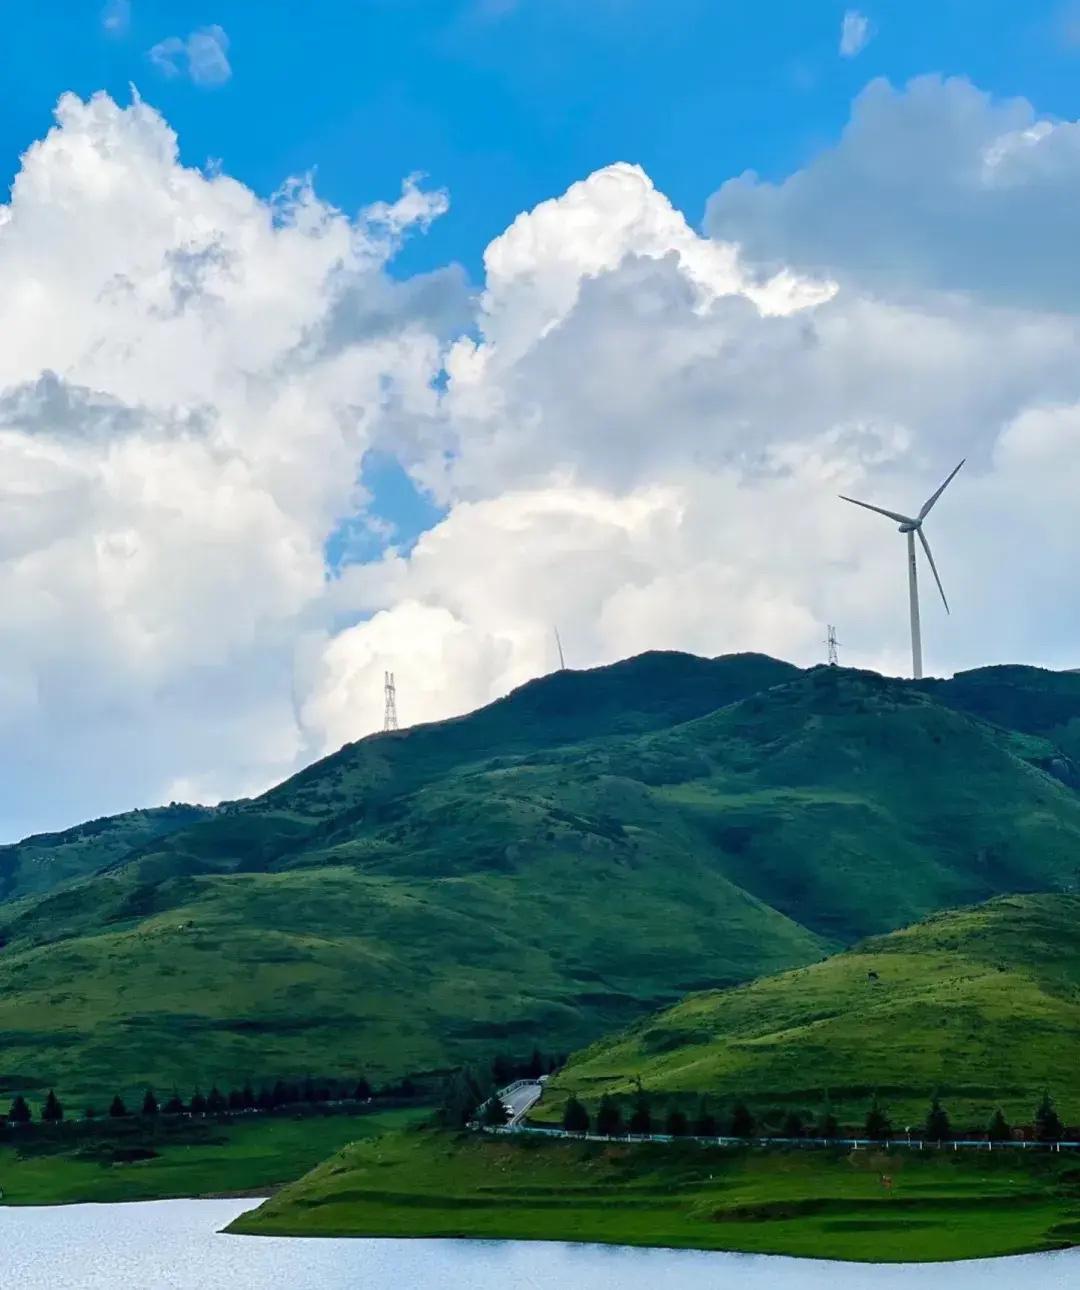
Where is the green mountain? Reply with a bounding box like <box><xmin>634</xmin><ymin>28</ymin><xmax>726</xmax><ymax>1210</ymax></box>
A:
<box><xmin>540</xmin><ymin>893</ymin><xmax>1080</xmax><ymax>1129</ymax></box>
<box><xmin>2</xmin><ymin>652</ymin><xmax>1080</xmax><ymax>1104</ymax></box>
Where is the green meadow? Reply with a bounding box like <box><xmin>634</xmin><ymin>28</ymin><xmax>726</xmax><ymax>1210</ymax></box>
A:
<box><xmin>0</xmin><ymin>1107</ymin><xmax>422</xmax><ymax>1206</ymax></box>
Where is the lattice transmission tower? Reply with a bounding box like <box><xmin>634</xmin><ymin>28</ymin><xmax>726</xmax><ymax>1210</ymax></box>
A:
<box><xmin>826</xmin><ymin>625</ymin><xmax>841</xmax><ymax>667</ymax></box>
<box><xmin>383</xmin><ymin>671</ymin><xmax>399</xmax><ymax>732</ymax></box>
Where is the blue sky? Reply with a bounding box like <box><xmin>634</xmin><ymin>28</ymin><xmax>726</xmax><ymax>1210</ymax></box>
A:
<box><xmin>4</xmin><ymin>0</ymin><xmax>1079</xmax><ymax>283</ymax></box>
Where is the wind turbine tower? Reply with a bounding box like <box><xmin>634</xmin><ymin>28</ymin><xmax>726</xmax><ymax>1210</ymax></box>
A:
<box><xmin>554</xmin><ymin>627</ymin><xmax>567</xmax><ymax>672</ymax></box>
<box><xmin>839</xmin><ymin>460</ymin><xmax>964</xmax><ymax>680</ymax></box>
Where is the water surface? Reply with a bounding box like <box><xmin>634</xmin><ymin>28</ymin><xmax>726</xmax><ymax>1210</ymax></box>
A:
<box><xmin>2</xmin><ymin>1198</ymin><xmax>1078</xmax><ymax>1289</ymax></box>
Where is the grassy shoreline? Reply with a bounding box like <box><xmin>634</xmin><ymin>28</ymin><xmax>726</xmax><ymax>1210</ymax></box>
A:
<box><xmin>230</xmin><ymin>1128</ymin><xmax>1080</xmax><ymax>1262</ymax></box>
<box><xmin>0</xmin><ymin>1108</ymin><xmax>424</xmax><ymax>1207</ymax></box>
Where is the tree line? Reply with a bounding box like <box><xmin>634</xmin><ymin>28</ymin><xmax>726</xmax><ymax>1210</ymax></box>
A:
<box><xmin>554</xmin><ymin>1091</ymin><xmax>1070</xmax><ymax>1143</ymax></box>
<box><xmin>3</xmin><ymin>1074</ymin><xmax>424</xmax><ymax>1127</ymax></box>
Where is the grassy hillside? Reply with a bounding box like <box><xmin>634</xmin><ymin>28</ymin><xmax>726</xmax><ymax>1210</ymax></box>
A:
<box><xmin>3</xmin><ymin>655</ymin><xmax>1080</xmax><ymax>1105</ymax></box>
<box><xmin>0</xmin><ymin>804</ymin><xmax>215</xmax><ymax>904</ymax></box>
<box><xmin>0</xmin><ymin>857</ymin><xmax>822</xmax><ymax>1103</ymax></box>
<box><xmin>539</xmin><ymin>894</ymin><xmax>1080</xmax><ymax>1129</ymax></box>
<box><xmin>925</xmin><ymin>664</ymin><xmax>1080</xmax><ymax>773</ymax></box>
<box><xmin>231</xmin><ymin>1129</ymin><xmax>1080</xmax><ymax>1262</ymax></box>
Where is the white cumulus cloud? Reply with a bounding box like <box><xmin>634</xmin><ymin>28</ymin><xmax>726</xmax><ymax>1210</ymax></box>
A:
<box><xmin>0</xmin><ymin>90</ymin><xmax>459</xmax><ymax>838</ymax></box>
<box><xmin>298</xmin><ymin>78</ymin><xmax>1080</xmax><ymax>760</ymax></box>
<box><xmin>8</xmin><ymin>75</ymin><xmax>1080</xmax><ymax>842</ymax></box>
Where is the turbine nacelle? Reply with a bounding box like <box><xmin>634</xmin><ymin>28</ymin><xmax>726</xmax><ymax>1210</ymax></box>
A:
<box><xmin>897</xmin><ymin>519</ymin><xmax>919</xmax><ymax>533</ymax></box>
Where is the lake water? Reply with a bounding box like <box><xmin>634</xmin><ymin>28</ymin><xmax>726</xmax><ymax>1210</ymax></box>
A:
<box><xmin>2</xmin><ymin>1198</ymin><xmax>1078</xmax><ymax>1290</ymax></box>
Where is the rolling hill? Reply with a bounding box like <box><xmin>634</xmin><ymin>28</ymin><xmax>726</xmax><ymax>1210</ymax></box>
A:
<box><xmin>2</xmin><ymin>652</ymin><xmax>1080</xmax><ymax>1104</ymax></box>
<box><xmin>538</xmin><ymin>893</ymin><xmax>1080</xmax><ymax>1129</ymax></box>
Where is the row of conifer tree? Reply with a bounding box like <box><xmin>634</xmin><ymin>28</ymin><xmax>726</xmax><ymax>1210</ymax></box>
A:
<box><xmin>554</xmin><ymin>1092</ymin><xmax>1069</xmax><ymax>1142</ymax></box>
<box><xmin>3</xmin><ymin>1075</ymin><xmax>406</xmax><ymax>1126</ymax></box>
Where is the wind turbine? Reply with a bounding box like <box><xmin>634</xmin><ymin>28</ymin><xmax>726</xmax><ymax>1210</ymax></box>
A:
<box><xmin>839</xmin><ymin>460</ymin><xmax>964</xmax><ymax>680</ymax></box>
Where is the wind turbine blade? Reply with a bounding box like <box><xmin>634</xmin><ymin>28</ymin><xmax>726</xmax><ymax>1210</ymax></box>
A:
<box><xmin>839</xmin><ymin>496</ymin><xmax>916</xmax><ymax>525</ymax></box>
<box><xmin>918</xmin><ymin>459</ymin><xmax>965</xmax><ymax>520</ymax></box>
<box><xmin>917</xmin><ymin>528</ymin><xmax>949</xmax><ymax>614</ymax></box>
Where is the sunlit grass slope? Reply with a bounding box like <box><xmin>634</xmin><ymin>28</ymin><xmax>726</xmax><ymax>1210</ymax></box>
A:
<box><xmin>540</xmin><ymin>894</ymin><xmax>1080</xmax><ymax>1128</ymax></box>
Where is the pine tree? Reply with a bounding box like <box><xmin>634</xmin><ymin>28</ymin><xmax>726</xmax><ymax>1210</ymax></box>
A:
<box><xmin>256</xmin><ymin>1087</ymin><xmax>273</xmax><ymax>1112</ymax></box>
<box><xmin>163</xmin><ymin>1093</ymin><xmax>185</xmax><ymax>1115</ymax></box>
<box><xmin>730</xmin><ymin>1102</ymin><xmax>755</xmax><ymax>1138</ymax></box>
<box><xmin>207</xmin><ymin>1086</ymin><xmax>227</xmax><ymax>1114</ymax></box>
<box><xmin>482</xmin><ymin>1095</ymin><xmax>509</xmax><ymax>1127</ymax></box>
<box><xmin>191</xmin><ymin>1089</ymin><xmax>208</xmax><ymax>1115</ymax></box>
<box><xmin>439</xmin><ymin>1068</ymin><xmax>485</xmax><ymax>1129</ymax></box>
<box><xmin>562</xmin><ymin>1096</ymin><xmax>590</xmax><ymax>1133</ymax></box>
<box><xmin>353</xmin><ymin>1078</ymin><xmax>372</xmax><ymax>1101</ymax></box>
<box><xmin>271</xmin><ymin>1080</ymin><xmax>289</xmax><ymax>1107</ymax></box>
<box><xmin>818</xmin><ymin>1109</ymin><xmax>839</xmax><ymax>1138</ymax></box>
<box><xmin>491</xmin><ymin>1054</ymin><xmax>513</xmax><ymax>1086</ymax></box>
<box><xmin>595</xmin><ymin>1094</ymin><xmax>622</xmax><ymax>1137</ymax></box>
<box><xmin>228</xmin><ymin>1088</ymin><xmax>244</xmax><ymax>1111</ymax></box>
<box><xmin>242</xmin><ymin>1083</ymin><xmax>256</xmax><ymax>1110</ymax></box>
<box><xmin>109</xmin><ymin>1094</ymin><xmax>128</xmax><ymax>1119</ymax></box>
<box><xmin>628</xmin><ymin>1093</ymin><xmax>652</xmax><ymax>1136</ymax></box>
<box><xmin>987</xmin><ymin>1108</ymin><xmax>1011</xmax><ymax>1141</ymax></box>
<box><xmin>85</xmin><ymin>1106</ymin><xmax>98</xmax><ymax>1121</ymax></box>
<box><xmin>1035</xmin><ymin>1092</ymin><xmax>1063</xmax><ymax>1142</ymax></box>
<box><xmin>41</xmin><ymin>1089</ymin><xmax>63</xmax><ymax>1123</ymax></box>
<box><xmin>666</xmin><ymin>1108</ymin><xmax>689</xmax><ymax>1137</ymax></box>
<box><xmin>694</xmin><ymin>1100</ymin><xmax>718</xmax><ymax>1137</ymax></box>
<box><xmin>781</xmin><ymin>1110</ymin><xmax>804</xmax><ymax>1138</ymax></box>
<box><xmin>925</xmin><ymin>1096</ymin><xmax>951</xmax><ymax>1142</ymax></box>
<box><xmin>7</xmin><ymin>1095</ymin><xmax>31</xmax><ymax>1125</ymax></box>
<box><xmin>864</xmin><ymin>1097</ymin><xmax>892</xmax><ymax>1140</ymax></box>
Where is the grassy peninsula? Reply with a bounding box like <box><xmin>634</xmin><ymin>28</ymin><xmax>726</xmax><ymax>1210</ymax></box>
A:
<box><xmin>231</xmin><ymin>1128</ymin><xmax>1080</xmax><ymax>1262</ymax></box>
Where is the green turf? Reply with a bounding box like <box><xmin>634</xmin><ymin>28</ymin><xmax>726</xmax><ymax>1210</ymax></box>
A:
<box><xmin>539</xmin><ymin>893</ymin><xmax>1080</xmax><ymax>1128</ymax></box>
<box><xmin>4</xmin><ymin>654</ymin><xmax>1080</xmax><ymax>1105</ymax></box>
<box><xmin>0</xmin><ymin>1108</ymin><xmax>423</xmax><ymax>1205</ymax></box>
<box><xmin>230</xmin><ymin>1128</ymin><xmax>1080</xmax><ymax>1262</ymax></box>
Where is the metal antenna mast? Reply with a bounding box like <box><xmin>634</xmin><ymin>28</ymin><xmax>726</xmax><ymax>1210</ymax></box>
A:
<box><xmin>826</xmin><ymin>625</ymin><xmax>840</xmax><ymax>667</ymax></box>
<box><xmin>383</xmin><ymin>671</ymin><xmax>399</xmax><ymax>732</ymax></box>
<box><xmin>554</xmin><ymin>627</ymin><xmax>566</xmax><ymax>671</ymax></box>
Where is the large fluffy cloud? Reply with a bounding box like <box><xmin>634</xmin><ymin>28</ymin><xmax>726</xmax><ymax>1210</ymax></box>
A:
<box><xmin>0</xmin><ymin>91</ymin><xmax>461</xmax><ymax>837</ymax></box>
<box><xmin>7</xmin><ymin>76</ymin><xmax>1080</xmax><ymax>839</ymax></box>
<box><xmin>300</xmin><ymin>77</ymin><xmax>1080</xmax><ymax>759</ymax></box>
